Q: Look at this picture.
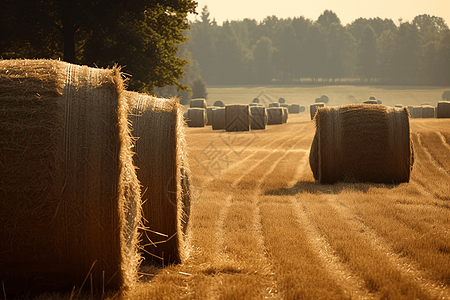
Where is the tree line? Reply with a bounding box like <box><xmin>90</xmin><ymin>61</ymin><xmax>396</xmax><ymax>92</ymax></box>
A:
<box><xmin>185</xmin><ymin>7</ymin><xmax>450</xmax><ymax>86</ymax></box>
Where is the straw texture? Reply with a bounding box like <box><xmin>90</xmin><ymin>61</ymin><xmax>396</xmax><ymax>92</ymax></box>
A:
<box><xmin>0</xmin><ymin>59</ymin><xmax>141</xmax><ymax>293</ymax></box>
<box><xmin>309</xmin><ymin>104</ymin><xmax>413</xmax><ymax>184</ymax></box>
<box><xmin>127</xmin><ymin>91</ymin><xmax>190</xmax><ymax>265</ymax></box>
<box><xmin>225</xmin><ymin>104</ymin><xmax>251</xmax><ymax>131</ymax></box>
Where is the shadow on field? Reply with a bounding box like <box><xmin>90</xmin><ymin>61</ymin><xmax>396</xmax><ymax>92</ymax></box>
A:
<box><xmin>264</xmin><ymin>181</ymin><xmax>399</xmax><ymax>196</ymax></box>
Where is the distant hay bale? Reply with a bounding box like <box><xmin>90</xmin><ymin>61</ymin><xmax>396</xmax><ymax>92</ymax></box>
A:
<box><xmin>187</xmin><ymin>108</ymin><xmax>207</xmax><ymax>127</ymax></box>
<box><xmin>0</xmin><ymin>59</ymin><xmax>141</xmax><ymax>292</ymax></box>
<box><xmin>127</xmin><ymin>91</ymin><xmax>190</xmax><ymax>265</ymax></box>
<box><xmin>278</xmin><ymin>97</ymin><xmax>286</xmax><ymax>103</ymax></box>
<box><xmin>288</xmin><ymin>103</ymin><xmax>300</xmax><ymax>114</ymax></box>
<box><xmin>190</xmin><ymin>98</ymin><xmax>207</xmax><ymax>109</ymax></box>
<box><xmin>309</xmin><ymin>104</ymin><xmax>413</xmax><ymax>184</ymax></box>
<box><xmin>369</xmin><ymin>96</ymin><xmax>376</xmax><ymax>100</ymax></box>
<box><xmin>206</xmin><ymin>106</ymin><xmax>217</xmax><ymax>125</ymax></box>
<box><xmin>225</xmin><ymin>104</ymin><xmax>251</xmax><ymax>131</ymax></box>
<box><xmin>437</xmin><ymin>101</ymin><xmax>450</xmax><ymax>118</ymax></box>
<box><xmin>267</xmin><ymin>107</ymin><xmax>284</xmax><ymax>125</ymax></box>
<box><xmin>377</xmin><ymin>100</ymin><xmax>382</xmax><ymax>104</ymax></box>
<box><xmin>395</xmin><ymin>104</ymin><xmax>403</xmax><ymax>108</ymax></box>
<box><xmin>282</xmin><ymin>107</ymin><xmax>288</xmax><ymax>123</ymax></box>
<box><xmin>250</xmin><ymin>106</ymin><xmax>267</xmax><ymax>130</ymax></box>
<box><xmin>299</xmin><ymin>105</ymin><xmax>306</xmax><ymax>112</ymax></box>
<box><xmin>280</xmin><ymin>103</ymin><xmax>289</xmax><ymax>108</ymax></box>
<box><xmin>249</xmin><ymin>103</ymin><xmax>259</xmax><ymax>107</ymax></box>
<box><xmin>412</xmin><ymin>106</ymin><xmax>423</xmax><ymax>118</ymax></box>
<box><xmin>363</xmin><ymin>100</ymin><xmax>378</xmax><ymax>105</ymax></box>
<box><xmin>421</xmin><ymin>105</ymin><xmax>435</xmax><ymax>118</ymax></box>
<box><xmin>269</xmin><ymin>102</ymin><xmax>280</xmax><ymax>108</ymax></box>
<box><xmin>310</xmin><ymin>103</ymin><xmax>325</xmax><ymax>120</ymax></box>
<box><xmin>213</xmin><ymin>100</ymin><xmax>225</xmax><ymax>107</ymax></box>
<box><xmin>253</xmin><ymin>97</ymin><xmax>260</xmax><ymax>103</ymax></box>
<box><xmin>442</xmin><ymin>91</ymin><xmax>450</xmax><ymax>101</ymax></box>
<box><xmin>212</xmin><ymin>107</ymin><xmax>226</xmax><ymax>130</ymax></box>
<box><xmin>315</xmin><ymin>98</ymin><xmax>322</xmax><ymax>103</ymax></box>
<box><xmin>319</xmin><ymin>94</ymin><xmax>329</xmax><ymax>103</ymax></box>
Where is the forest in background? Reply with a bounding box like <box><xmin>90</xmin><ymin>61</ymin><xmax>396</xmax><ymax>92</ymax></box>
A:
<box><xmin>180</xmin><ymin>6</ymin><xmax>450</xmax><ymax>89</ymax></box>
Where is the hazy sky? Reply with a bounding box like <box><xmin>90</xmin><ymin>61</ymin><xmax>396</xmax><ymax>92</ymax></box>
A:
<box><xmin>187</xmin><ymin>0</ymin><xmax>450</xmax><ymax>26</ymax></box>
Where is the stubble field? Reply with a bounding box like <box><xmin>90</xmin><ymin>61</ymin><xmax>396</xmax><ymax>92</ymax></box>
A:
<box><xmin>129</xmin><ymin>85</ymin><xmax>450</xmax><ymax>300</ymax></box>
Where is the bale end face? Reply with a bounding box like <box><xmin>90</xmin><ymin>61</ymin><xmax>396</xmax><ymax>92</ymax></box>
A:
<box><xmin>250</xmin><ymin>106</ymin><xmax>267</xmax><ymax>130</ymax></box>
<box><xmin>187</xmin><ymin>108</ymin><xmax>207</xmax><ymax>127</ymax></box>
<box><xmin>225</xmin><ymin>104</ymin><xmax>251</xmax><ymax>131</ymax></box>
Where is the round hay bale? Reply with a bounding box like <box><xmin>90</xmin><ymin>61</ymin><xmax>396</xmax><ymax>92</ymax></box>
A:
<box><xmin>369</xmin><ymin>96</ymin><xmax>376</xmax><ymax>100</ymax></box>
<box><xmin>225</xmin><ymin>104</ymin><xmax>251</xmax><ymax>131</ymax></box>
<box><xmin>412</xmin><ymin>106</ymin><xmax>423</xmax><ymax>118</ymax></box>
<box><xmin>315</xmin><ymin>98</ymin><xmax>322</xmax><ymax>103</ymax></box>
<box><xmin>310</xmin><ymin>103</ymin><xmax>325</xmax><ymax>120</ymax></box>
<box><xmin>278</xmin><ymin>97</ymin><xmax>286</xmax><ymax>104</ymax></box>
<box><xmin>250</xmin><ymin>106</ymin><xmax>267</xmax><ymax>130</ymax></box>
<box><xmin>206</xmin><ymin>106</ymin><xmax>217</xmax><ymax>125</ymax></box>
<box><xmin>282</xmin><ymin>107</ymin><xmax>289</xmax><ymax>123</ymax></box>
<box><xmin>269</xmin><ymin>102</ymin><xmax>280</xmax><ymax>108</ymax></box>
<box><xmin>190</xmin><ymin>98</ymin><xmax>207</xmax><ymax>109</ymax></box>
<box><xmin>319</xmin><ymin>94</ymin><xmax>329</xmax><ymax>103</ymax></box>
<box><xmin>299</xmin><ymin>105</ymin><xmax>306</xmax><ymax>112</ymax></box>
<box><xmin>394</xmin><ymin>104</ymin><xmax>403</xmax><ymax>108</ymax></box>
<box><xmin>442</xmin><ymin>91</ymin><xmax>450</xmax><ymax>101</ymax></box>
<box><xmin>421</xmin><ymin>105</ymin><xmax>435</xmax><ymax>118</ymax></box>
<box><xmin>267</xmin><ymin>107</ymin><xmax>284</xmax><ymax>125</ymax></box>
<box><xmin>213</xmin><ymin>100</ymin><xmax>225</xmax><ymax>107</ymax></box>
<box><xmin>249</xmin><ymin>103</ymin><xmax>259</xmax><ymax>107</ymax></box>
<box><xmin>187</xmin><ymin>108</ymin><xmax>207</xmax><ymax>127</ymax></box>
<box><xmin>288</xmin><ymin>103</ymin><xmax>300</xmax><ymax>114</ymax></box>
<box><xmin>437</xmin><ymin>101</ymin><xmax>450</xmax><ymax>118</ymax></box>
<box><xmin>363</xmin><ymin>100</ymin><xmax>378</xmax><ymax>105</ymax></box>
<box><xmin>280</xmin><ymin>103</ymin><xmax>289</xmax><ymax>108</ymax></box>
<box><xmin>0</xmin><ymin>59</ymin><xmax>141</xmax><ymax>292</ymax></box>
<box><xmin>127</xmin><ymin>92</ymin><xmax>190</xmax><ymax>265</ymax></box>
<box><xmin>253</xmin><ymin>97</ymin><xmax>260</xmax><ymax>103</ymax></box>
<box><xmin>309</xmin><ymin>104</ymin><xmax>413</xmax><ymax>184</ymax></box>
<box><xmin>212</xmin><ymin>107</ymin><xmax>226</xmax><ymax>130</ymax></box>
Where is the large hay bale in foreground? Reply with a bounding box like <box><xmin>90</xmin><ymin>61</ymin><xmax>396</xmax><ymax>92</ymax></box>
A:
<box><xmin>190</xmin><ymin>98</ymin><xmax>207</xmax><ymax>109</ymax></box>
<box><xmin>0</xmin><ymin>59</ymin><xmax>141</xmax><ymax>293</ymax></box>
<box><xmin>269</xmin><ymin>102</ymin><xmax>280</xmax><ymax>108</ymax></box>
<box><xmin>421</xmin><ymin>105</ymin><xmax>435</xmax><ymax>118</ymax></box>
<box><xmin>212</xmin><ymin>107</ymin><xmax>226</xmax><ymax>130</ymax></box>
<box><xmin>250</xmin><ymin>106</ymin><xmax>267</xmax><ymax>130</ymax></box>
<box><xmin>225</xmin><ymin>104</ymin><xmax>251</xmax><ymax>131</ymax></box>
<box><xmin>187</xmin><ymin>108</ymin><xmax>207</xmax><ymax>127</ymax></box>
<box><xmin>310</xmin><ymin>103</ymin><xmax>325</xmax><ymax>120</ymax></box>
<box><xmin>267</xmin><ymin>107</ymin><xmax>284</xmax><ymax>125</ymax></box>
<box><xmin>309</xmin><ymin>104</ymin><xmax>413</xmax><ymax>184</ymax></box>
<box><xmin>288</xmin><ymin>104</ymin><xmax>300</xmax><ymax>114</ymax></box>
<box><xmin>127</xmin><ymin>92</ymin><xmax>190</xmax><ymax>265</ymax></box>
<box><xmin>412</xmin><ymin>106</ymin><xmax>423</xmax><ymax>118</ymax></box>
<box><xmin>437</xmin><ymin>101</ymin><xmax>450</xmax><ymax>118</ymax></box>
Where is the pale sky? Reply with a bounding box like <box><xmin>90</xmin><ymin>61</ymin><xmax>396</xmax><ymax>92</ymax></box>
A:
<box><xmin>187</xmin><ymin>0</ymin><xmax>450</xmax><ymax>26</ymax></box>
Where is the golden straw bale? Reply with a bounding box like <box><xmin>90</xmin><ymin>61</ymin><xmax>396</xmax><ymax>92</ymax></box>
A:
<box><xmin>437</xmin><ymin>101</ymin><xmax>450</xmax><ymax>118</ymax></box>
<box><xmin>288</xmin><ymin>104</ymin><xmax>300</xmax><ymax>114</ymax></box>
<box><xmin>187</xmin><ymin>108</ymin><xmax>207</xmax><ymax>127</ymax></box>
<box><xmin>206</xmin><ymin>106</ymin><xmax>217</xmax><ymax>125</ymax></box>
<box><xmin>310</xmin><ymin>102</ymin><xmax>325</xmax><ymax>120</ymax></box>
<box><xmin>250</xmin><ymin>106</ymin><xmax>267</xmax><ymax>130</ymax></box>
<box><xmin>0</xmin><ymin>59</ymin><xmax>141</xmax><ymax>293</ymax></box>
<box><xmin>412</xmin><ymin>106</ymin><xmax>423</xmax><ymax>118</ymax></box>
<box><xmin>213</xmin><ymin>100</ymin><xmax>225</xmax><ymax>107</ymax></box>
<box><xmin>421</xmin><ymin>105</ymin><xmax>435</xmax><ymax>118</ymax></box>
<box><xmin>225</xmin><ymin>104</ymin><xmax>251</xmax><ymax>131</ymax></box>
<box><xmin>126</xmin><ymin>91</ymin><xmax>191</xmax><ymax>265</ymax></box>
<box><xmin>267</xmin><ymin>107</ymin><xmax>284</xmax><ymax>125</ymax></box>
<box><xmin>269</xmin><ymin>102</ymin><xmax>280</xmax><ymax>107</ymax></box>
<box><xmin>190</xmin><ymin>98</ymin><xmax>207</xmax><ymax>109</ymax></box>
<box><xmin>282</xmin><ymin>107</ymin><xmax>288</xmax><ymax>123</ymax></box>
<box><xmin>212</xmin><ymin>107</ymin><xmax>226</xmax><ymax>130</ymax></box>
<box><xmin>309</xmin><ymin>104</ymin><xmax>413</xmax><ymax>184</ymax></box>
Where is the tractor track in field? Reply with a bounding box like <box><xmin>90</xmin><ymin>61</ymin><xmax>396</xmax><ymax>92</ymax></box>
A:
<box><xmin>325</xmin><ymin>195</ymin><xmax>450</xmax><ymax>300</ymax></box>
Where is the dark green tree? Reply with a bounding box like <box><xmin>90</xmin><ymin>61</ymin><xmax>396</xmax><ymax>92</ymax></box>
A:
<box><xmin>252</xmin><ymin>37</ymin><xmax>274</xmax><ymax>84</ymax></box>
<box><xmin>317</xmin><ymin>10</ymin><xmax>341</xmax><ymax>30</ymax></box>
<box><xmin>392</xmin><ymin>22</ymin><xmax>421</xmax><ymax>84</ymax></box>
<box><xmin>272</xmin><ymin>22</ymin><xmax>298</xmax><ymax>82</ymax></box>
<box><xmin>304</xmin><ymin>23</ymin><xmax>328</xmax><ymax>81</ymax></box>
<box><xmin>357</xmin><ymin>24</ymin><xmax>378</xmax><ymax>81</ymax></box>
<box><xmin>1</xmin><ymin>0</ymin><xmax>197</xmax><ymax>92</ymax></box>
<box><xmin>191</xmin><ymin>78</ymin><xmax>208</xmax><ymax>99</ymax></box>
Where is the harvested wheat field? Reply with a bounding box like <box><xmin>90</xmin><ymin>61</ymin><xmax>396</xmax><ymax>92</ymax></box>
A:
<box><xmin>125</xmin><ymin>111</ymin><xmax>450</xmax><ymax>300</ymax></box>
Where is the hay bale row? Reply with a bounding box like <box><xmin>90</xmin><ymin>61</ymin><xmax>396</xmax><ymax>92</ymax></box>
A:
<box><xmin>212</xmin><ymin>107</ymin><xmax>226</xmax><ymax>130</ymax></box>
<box><xmin>309</xmin><ymin>104</ymin><xmax>413</xmax><ymax>184</ymax></box>
<box><xmin>213</xmin><ymin>100</ymin><xmax>225</xmax><ymax>107</ymax></box>
<box><xmin>0</xmin><ymin>59</ymin><xmax>141</xmax><ymax>293</ymax></box>
<box><xmin>206</xmin><ymin>106</ymin><xmax>217</xmax><ymax>125</ymax></box>
<box><xmin>310</xmin><ymin>103</ymin><xmax>325</xmax><ymax>120</ymax></box>
<box><xmin>187</xmin><ymin>108</ymin><xmax>207</xmax><ymax>127</ymax></box>
<box><xmin>126</xmin><ymin>91</ymin><xmax>190</xmax><ymax>265</ymax></box>
<box><xmin>269</xmin><ymin>102</ymin><xmax>280</xmax><ymax>108</ymax></box>
<box><xmin>225</xmin><ymin>104</ymin><xmax>251</xmax><ymax>131</ymax></box>
<box><xmin>412</xmin><ymin>106</ymin><xmax>423</xmax><ymax>118</ymax></box>
<box><xmin>267</xmin><ymin>107</ymin><xmax>284</xmax><ymax>125</ymax></box>
<box><xmin>437</xmin><ymin>101</ymin><xmax>450</xmax><ymax>118</ymax></box>
<box><xmin>421</xmin><ymin>105</ymin><xmax>435</xmax><ymax>118</ymax></box>
<box><xmin>250</xmin><ymin>106</ymin><xmax>268</xmax><ymax>130</ymax></box>
<box><xmin>190</xmin><ymin>98</ymin><xmax>207</xmax><ymax>109</ymax></box>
